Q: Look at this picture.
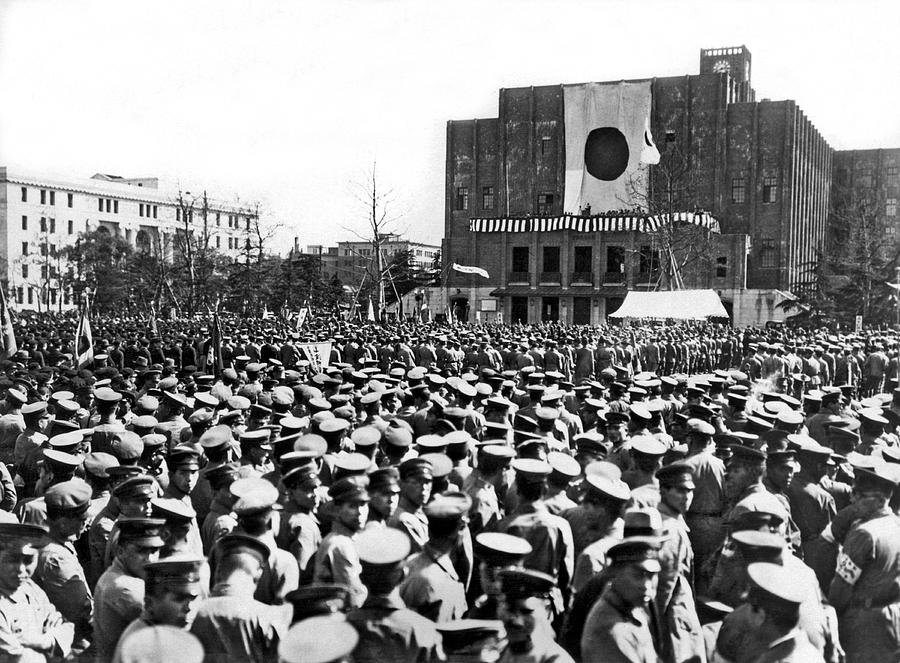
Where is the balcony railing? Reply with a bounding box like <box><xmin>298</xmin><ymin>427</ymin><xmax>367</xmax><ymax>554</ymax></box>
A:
<box><xmin>570</xmin><ymin>271</ymin><xmax>593</xmax><ymax>285</ymax></box>
<box><xmin>539</xmin><ymin>271</ymin><xmax>562</xmax><ymax>284</ymax></box>
<box><xmin>507</xmin><ymin>271</ymin><xmax>530</xmax><ymax>284</ymax></box>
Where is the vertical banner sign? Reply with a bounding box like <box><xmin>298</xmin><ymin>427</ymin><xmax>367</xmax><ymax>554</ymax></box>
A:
<box><xmin>76</xmin><ymin>292</ymin><xmax>94</xmax><ymax>368</ymax></box>
<box><xmin>296</xmin><ymin>307</ymin><xmax>309</xmax><ymax>330</ymax></box>
<box><xmin>855</xmin><ymin>315</ymin><xmax>863</xmax><ymax>333</ymax></box>
<box><xmin>211</xmin><ymin>311</ymin><xmax>224</xmax><ymax>378</ymax></box>
<box><xmin>298</xmin><ymin>342</ymin><xmax>332</xmax><ymax>374</ymax></box>
<box><xmin>0</xmin><ymin>287</ymin><xmax>16</xmax><ymax>359</ymax></box>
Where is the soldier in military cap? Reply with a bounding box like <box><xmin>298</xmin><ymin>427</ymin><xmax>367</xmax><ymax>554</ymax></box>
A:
<box><xmin>191</xmin><ymin>534</ymin><xmax>288</xmax><ymax>663</ymax></box>
<box><xmin>364</xmin><ymin>466</ymin><xmax>400</xmax><ymax>527</ymax></box>
<box><xmin>111</xmin><ymin>557</ymin><xmax>205</xmax><ymax>663</ymax></box>
<box><xmin>468</xmin><ymin>532</ymin><xmax>532</xmax><ymax>620</ymax></box>
<box><xmin>0</xmin><ymin>522</ymin><xmax>75</xmax><ymax>660</ymax></box>
<box><xmin>277</xmin><ymin>464</ymin><xmax>323</xmax><ymax>583</ymax></box>
<box><xmin>34</xmin><ymin>478</ymin><xmax>94</xmax><ymax>646</ymax></box>
<box><xmin>400</xmin><ymin>492</ymin><xmax>472</xmax><ymax>622</ymax></box>
<box><xmin>92</xmin><ymin>517</ymin><xmax>166</xmax><ymax>662</ymax></box>
<box><xmin>312</xmin><ymin>475</ymin><xmax>369</xmax><ymax>607</ymax></box>
<box><xmin>496</xmin><ymin>567</ymin><xmax>574</xmax><ymax>663</ymax></box>
<box><xmin>581</xmin><ymin>536</ymin><xmax>663</xmax><ymax>662</ymax></box>
<box><xmin>93</xmin><ymin>474</ymin><xmax>158</xmax><ymax>579</ymax></box>
<box><xmin>345</xmin><ymin>527</ymin><xmax>444</xmax><ymax>662</ymax></box>
<box><xmin>463</xmin><ymin>444</ymin><xmax>512</xmax><ymax>536</ymax></box>
<box><xmin>389</xmin><ymin>457</ymin><xmax>434</xmax><ymax>552</ymax></box>
<box><xmin>496</xmin><ymin>459</ymin><xmax>573</xmax><ymax>625</ymax></box>
<box><xmin>283</xmin><ymin>583</ymin><xmax>349</xmax><ymax>624</ymax></box>
<box><xmin>829</xmin><ymin>463</ymin><xmax>900</xmax><ymax>662</ymax></box>
<box><xmin>200</xmin><ymin>461</ymin><xmax>239</xmax><ymax>552</ymax></box>
<box><xmin>161</xmin><ymin>446</ymin><xmax>204</xmax><ymax>557</ymax></box>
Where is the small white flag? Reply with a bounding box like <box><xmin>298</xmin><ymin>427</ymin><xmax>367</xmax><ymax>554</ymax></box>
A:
<box><xmin>451</xmin><ymin>263</ymin><xmax>489</xmax><ymax>279</ymax></box>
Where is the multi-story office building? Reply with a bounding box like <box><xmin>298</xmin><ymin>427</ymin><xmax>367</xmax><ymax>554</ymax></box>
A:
<box><xmin>443</xmin><ymin>46</ymin><xmax>841</xmax><ymax>325</ymax></box>
<box><xmin>0</xmin><ymin>168</ymin><xmax>255</xmax><ymax>310</ymax></box>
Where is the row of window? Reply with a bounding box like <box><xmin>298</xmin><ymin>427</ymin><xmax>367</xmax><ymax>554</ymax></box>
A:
<box><xmin>20</xmin><ymin>188</ymin><xmax>74</xmax><ymax>208</ymax></box>
<box><xmin>139</xmin><ymin>203</ymin><xmax>159</xmax><ymax>219</ymax></box>
<box><xmin>20</xmin><ymin>216</ymin><xmax>77</xmax><ymax>235</ymax></box>
<box><xmin>11</xmin><ymin>286</ymin><xmax>69</xmax><ymax>307</ymax></box>
<box><xmin>508</xmin><ymin>245</ymin><xmax>732</xmax><ymax>279</ymax></box>
<box><xmin>99</xmin><ymin>197</ymin><xmax>119</xmax><ymax>214</ymax></box>
<box><xmin>21</xmin><ymin>242</ymin><xmax>57</xmax><ymax>257</ymax></box>
<box><xmin>456</xmin><ymin>186</ymin><xmax>556</xmax><ymax>213</ymax></box>
<box><xmin>21</xmin><ymin>264</ymin><xmax>59</xmax><ymax>280</ymax></box>
<box><xmin>731</xmin><ymin>177</ymin><xmax>778</xmax><ymax>204</ymax></box>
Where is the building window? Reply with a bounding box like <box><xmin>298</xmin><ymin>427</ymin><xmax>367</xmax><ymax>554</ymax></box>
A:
<box><xmin>541</xmin><ymin>137</ymin><xmax>551</xmax><ymax>155</ymax></box>
<box><xmin>21</xmin><ymin>242</ymin><xmax>28</xmax><ymax>256</ymax></box>
<box><xmin>859</xmin><ymin>169</ymin><xmax>874</xmax><ymax>188</ymax></box>
<box><xmin>50</xmin><ymin>244</ymin><xmax>56</xmax><ymax>257</ymax></box>
<box><xmin>606</xmin><ymin>246</ymin><xmax>625</xmax><ymax>274</ymax></box>
<box><xmin>759</xmin><ymin>239</ymin><xmax>777</xmax><ymax>268</ymax></box>
<box><xmin>246</xmin><ymin>218</ymin><xmax>251</xmax><ymax>231</ymax></box>
<box><xmin>20</xmin><ymin>187</ymin><xmax>27</xmax><ymax>203</ymax></box>
<box><xmin>67</xmin><ymin>220</ymin><xmax>74</xmax><ymax>234</ymax></box>
<box><xmin>16</xmin><ymin>288</ymin><xmax>23</xmax><ymax>304</ymax></box>
<box><xmin>40</xmin><ymin>190</ymin><xmax>46</xmax><ymax>205</ymax></box>
<box><xmin>731</xmin><ymin>177</ymin><xmax>746</xmax><ymax>203</ymax></box>
<box><xmin>113</xmin><ymin>200</ymin><xmax>118</xmax><ymax>214</ymax></box>
<box><xmin>98</xmin><ymin>198</ymin><xmax>104</xmax><ymax>212</ymax></box>
<box><xmin>228</xmin><ymin>237</ymin><xmax>233</xmax><ymax>250</ymax></box>
<box><xmin>574</xmin><ymin>246</ymin><xmax>592</xmax><ymax>273</ymax></box>
<box><xmin>63</xmin><ymin>289</ymin><xmax>70</xmax><ymax>306</ymax></box>
<box><xmin>49</xmin><ymin>191</ymin><xmax>55</xmax><ymax>206</ymax></box>
<box><xmin>762</xmin><ymin>176</ymin><xmax>778</xmax><ymax>203</ymax></box>
<box><xmin>153</xmin><ymin>205</ymin><xmax>158</xmax><ymax>219</ymax></box>
<box><xmin>888</xmin><ymin>166</ymin><xmax>898</xmax><ymax>179</ymax></box>
<box><xmin>27</xmin><ymin>288</ymin><xmax>32</xmax><ymax>305</ymax></box>
<box><xmin>537</xmin><ymin>193</ymin><xmax>554</xmax><ymax>215</ymax></box>
<box><xmin>542</xmin><ymin>246</ymin><xmax>560</xmax><ymax>273</ymax></box>
<box><xmin>455</xmin><ymin>186</ymin><xmax>469</xmax><ymax>211</ymax></box>
<box><xmin>21</xmin><ymin>216</ymin><xmax>27</xmax><ymax>231</ymax></box>
<box><xmin>482</xmin><ymin>186</ymin><xmax>494</xmax><ymax>210</ymax></box>
<box><xmin>67</xmin><ymin>193</ymin><xmax>73</xmax><ymax>208</ymax></box>
<box><xmin>40</xmin><ymin>243</ymin><xmax>47</xmax><ymax>257</ymax></box>
<box><xmin>49</xmin><ymin>218</ymin><xmax>55</xmax><ymax>233</ymax></box>
<box><xmin>216</xmin><ymin>236</ymin><xmax>221</xmax><ymax>249</ymax></box>
<box><xmin>40</xmin><ymin>217</ymin><xmax>47</xmax><ymax>232</ymax></box>
<box><xmin>40</xmin><ymin>266</ymin><xmax>47</xmax><ymax>280</ymax></box>
<box><xmin>50</xmin><ymin>289</ymin><xmax>56</xmax><ymax>306</ymax></box>
<box><xmin>216</xmin><ymin>213</ymin><xmax>221</xmax><ymax>226</ymax></box>
<box><xmin>21</xmin><ymin>265</ymin><xmax>27</xmax><ymax>279</ymax></box>
<box><xmin>716</xmin><ymin>256</ymin><xmax>728</xmax><ymax>278</ymax></box>
<box><xmin>512</xmin><ymin>246</ymin><xmax>529</xmax><ymax>272</ymax></box>
<box><xmin>106</xmin><ymin>199</ymin><xmax>112</xmax><ymax>213</ymax></box>
<box><xmin>887</xmin><ymin>198</ymin><xmax>897</xmax><ymax>217</ymax></box>
<box><xmin>176</xmin><ymin>208</ymin><xmax>181</xmax><ymax>222</ymax></box>
<box><xmin>139</xmin><ymin>204</ymin><xmax>144</xmax><ymax>217</ymax></box>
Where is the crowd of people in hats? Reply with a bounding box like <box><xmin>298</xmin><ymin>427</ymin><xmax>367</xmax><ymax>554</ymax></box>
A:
<box><xmin>0</xmin><ymin>311</ymin><xmax>899</xmax><ymax>662</ymax></box>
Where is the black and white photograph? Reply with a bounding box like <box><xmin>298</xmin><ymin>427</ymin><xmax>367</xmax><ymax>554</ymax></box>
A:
<box><xmin>0</xmin><ymin>1</ymin><xmax>899</xmax><ymax>661</ymax></box>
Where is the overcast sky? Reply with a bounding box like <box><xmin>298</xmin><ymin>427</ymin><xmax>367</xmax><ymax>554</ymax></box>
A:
<box><xmin>2</xmin><ymin>0</ymin><xmax>898</xmax><ymax>250</ymax></box>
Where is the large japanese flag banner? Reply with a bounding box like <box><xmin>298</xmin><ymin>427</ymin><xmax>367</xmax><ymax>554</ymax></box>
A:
<box><xmin>563</xmin><ymin>81</ymin><xmax>659</xmax><ymax>215</ymax></box>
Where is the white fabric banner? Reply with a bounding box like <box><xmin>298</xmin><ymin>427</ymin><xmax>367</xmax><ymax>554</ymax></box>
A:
<box><xmin>451</xmin><ymin>263</ymin><xmax>490</xmax><ymax>278</ymax></box>
<box><xmin>298</xmin><ymin>342</ymin><xmax>332</xmax><ymax>373</ymax></box>
<box><xmin>563</xmin><ymin>81</ymin><xmax>658</xmax><ymax>215</ymax></box>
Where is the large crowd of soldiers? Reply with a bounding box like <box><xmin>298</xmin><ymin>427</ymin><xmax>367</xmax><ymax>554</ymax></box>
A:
<box><xmin>0</xmin><ymin>311</ymin><xmax>899</xmax><ymax>662</ymax></box>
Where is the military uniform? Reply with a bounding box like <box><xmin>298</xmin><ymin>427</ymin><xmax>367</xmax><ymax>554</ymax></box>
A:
<box><xmin>581</xmin><ymin>584</ymin><xmax>658</xmax><ymax>663</ymax></box>
<box><xmin>0</xmin><ymin>578</ymin><xmax>75</xmax><ymax>661</ymax></box>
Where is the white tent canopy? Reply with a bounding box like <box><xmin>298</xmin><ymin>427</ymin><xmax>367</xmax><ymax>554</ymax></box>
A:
<box><xmin>608</xmin><ymin>289</ymin><xmax>729</xmax><ymax>320</ymax></box>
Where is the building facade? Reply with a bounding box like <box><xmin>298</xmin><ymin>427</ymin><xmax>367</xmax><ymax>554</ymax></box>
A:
<box><xmin>333</xmin><ymin>235</ymin><xmax>440</xmax><ymax>289</ymax></box>
<box><xmin>830</xmin><ymin>148</ymin><xmax>900</xmax><ymax>254</ymax></box>
<box><xmin>0</xmin><ymin>168</ymin><xmax>255</xmax><ymax>311</ymax></box>
<box><xmin>443</xmin><ymin>46</ymin><xmax>839</xmax><ymax>326</ymax></box>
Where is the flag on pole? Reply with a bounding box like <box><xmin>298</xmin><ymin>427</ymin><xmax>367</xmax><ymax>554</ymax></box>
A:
<box><xmin>0</xmin><ymin>287</ymin><xmax>16</xmax><ymax>359</ymax></box>
<box><xmin>210</xmin><ymin>310</ymin><xmax>224</xmax><ymax>378</ymax></box>
<box><xmin>147</xmin><ymin>304</ymin><xmax>159</xmax><ymax>337</ymax></box>
<box><xmin>451</xmin><ymin>263</ymin><xmax>490</xmax><ymax>278</ymax></box>
<box><xmin>75</xmin><ymin>291</ymin><xmax>93</xmax><ymax>368</ymax></box>
<box><xmin>296</xmin><ymin>307</ymin><xmax>309</xmax><ymax>330</ymax></box>
<box><xmin>366</xmin><ymin>299</ymin><xmax>375</xmax><ymax>322</ymax></box>
<box><xmin>261</xmin><ymin>304</ymin><xmax>273</xmax><ymax>320</ymax></box>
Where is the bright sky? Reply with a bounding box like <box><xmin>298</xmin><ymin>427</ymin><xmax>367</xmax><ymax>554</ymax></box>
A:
<box><xmin>2</xmin><ymin>0</ymin><xmax>899</xmax><ymax>250</ymax></box>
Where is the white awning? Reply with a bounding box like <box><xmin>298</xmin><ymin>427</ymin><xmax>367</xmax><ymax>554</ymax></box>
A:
<box><xmin>608</xmin><ymin>289</ymin><xmax>729</xmax><ymax>320</ymax></box>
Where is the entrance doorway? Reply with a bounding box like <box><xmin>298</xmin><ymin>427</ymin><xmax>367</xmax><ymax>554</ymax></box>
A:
<box><xmin>511</xmin><ymin>297</ymin><xmax>529</xmax><ymax>324</ymax></box>
<box><xmin>541</xmin><ymin>297</ymin><xmax>559</xmax><ymax>322</ymax></box>
<box><xmin>451</xmin><ymin>297</ymin><xmax>469</xmax><ymax>322</ymax></box>
<box><xmin>573</xmin><ymin>297</ymin><xmax>591</xmax><ymax>325</ymax></box>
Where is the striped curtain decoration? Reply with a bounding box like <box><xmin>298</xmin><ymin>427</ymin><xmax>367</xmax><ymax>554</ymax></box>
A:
<box><xmin>468</xmin><ymin>211</ymin><xmax>720</xmax><ymax>234</ymax></box>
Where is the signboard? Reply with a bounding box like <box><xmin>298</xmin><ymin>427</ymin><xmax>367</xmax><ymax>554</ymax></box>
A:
<box><xmin>481</xmin><ymin>299</ymin><xmax>497</xmax><ymax>312</ymax></box>
<box><xmin>855</xmin><ymin>315</ymin><xmax>863</xmax><ymax>333</ymax></box>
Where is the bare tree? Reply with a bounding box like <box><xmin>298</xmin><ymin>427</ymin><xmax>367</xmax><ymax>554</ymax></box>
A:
<box><xmin>345</xmin><ymin>161</ymin><xmax>403</xmax><ymax>320</ymax></box>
